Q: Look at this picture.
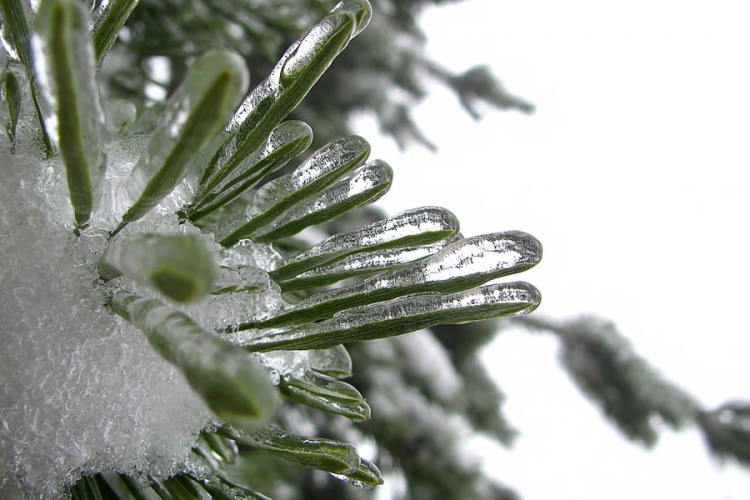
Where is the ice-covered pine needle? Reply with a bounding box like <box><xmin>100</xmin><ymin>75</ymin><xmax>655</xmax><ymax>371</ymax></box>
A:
<box><xmin>100</xmin><ymin>234</ymin><xmax>218</xmax><ymax>303</ymax></box>
<box><xmin>112</xmin><ymin>50</ymin><xmax>249</xmax><ymax>236</ymax></box>
<box><xmin>34</xmin><ymin>0</ymin><xmax>106</xmax><ymax>229</ymax></box>
<box><xmin>110</xmin><ymin>290</ymin><xmax>279</xmax><ymax>432</ymax></box>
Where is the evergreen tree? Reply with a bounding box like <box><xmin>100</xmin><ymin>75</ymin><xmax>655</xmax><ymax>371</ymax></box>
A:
<box><xmin>0</xmin><ymin>1</ymin><xmax>746</xmax><ymax>499</ymax></box>
<box><xmin>111</xmin><ymin>0</ymin><xmax>534</xmax><ymax>150</ymax></box>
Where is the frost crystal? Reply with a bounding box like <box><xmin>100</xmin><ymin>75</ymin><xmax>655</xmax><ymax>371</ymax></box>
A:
<box><xmin>0</xmin><ymin>148</ymin><xmax>213</xmax><ymax>498</ymax></box>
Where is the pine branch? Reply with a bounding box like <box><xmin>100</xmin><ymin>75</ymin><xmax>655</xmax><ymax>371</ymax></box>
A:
<box><xmin>515</xmin><ymin>315</ymin><xmax>750</xmax><ymax>467</ymax></box>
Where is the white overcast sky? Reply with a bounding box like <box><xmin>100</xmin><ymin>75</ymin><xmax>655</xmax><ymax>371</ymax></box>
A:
<box><xmin>356</xmin><ymin>0</ymin><xmax>750</xmax><ymax>498</ymax></box>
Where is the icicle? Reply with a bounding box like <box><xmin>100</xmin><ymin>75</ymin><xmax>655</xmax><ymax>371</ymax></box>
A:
<box><xmin>271</xmin><ymin>206</ymin><xmax>459</xmax><ymax>282</ymax></box>
<box><xmin>241</xmin><ymin>281</ymin><xmax>541</xmax><ymax>351</ymax></box>
<box><xmin>242</xmin><ymin>231</ymin><xmax>542</xmax><ymax>329</ymax></box>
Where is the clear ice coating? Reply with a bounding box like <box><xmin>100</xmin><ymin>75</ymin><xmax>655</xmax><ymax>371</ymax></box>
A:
<box><xmin>0</xmin><ymin>0</ymin><xmax>544</xmax><ymax>495</ymax></box>
<box><xmin>189</xmin><ymin>120</ymin><xmax>313</xmax><ymax>220</ymax></box>
<box><xmin>271</xmin><ymin>206</ymin><xmax>460</xmax><ymax>282</ymax></box>
<box><xmin>250</xmin><ymin>135</ymin><xmax>370</xmax><ymax>219</ymax></box>
<box><xmin>253</xmin><ymin>345</ymin><xmax>354</xmax><ymax>378</ymax></box>
<box><xmin>280</xmin><ymin>0</ymin><xmax>373</xmax><ymax>88</ymax></box>
<box><xmin>251</xmin><ymin>160</ymin><xmax>394</xmax><ymax>243</ymax></box>
<box><xmin>89</xmin><ymin>0</ymin><xmax>142</xmax><ymax>65</ymax></box>
<box><xmin>239</xmin><ymin>282</ymin><xmax>542</xmax><ymax>352</ymax></box>
<box><xmin>199</xmin><ymin>0</ymin><xmax>372</xmax><ymax>194</ymax></box>
<box><xmin>217</xmin><ymin>135</ymin><xmax>370</xmax><ymax>246</ymax></box>
<box><xmin>100</xmin><ymin>234</ymin><xmax>218</xmax><ymax>303</ymax></box>
<box><xmin>241</xmin><ymin>231</ymin><xmax>543</xmax><ymax>329</ymax></box>
<box><xmin>284</xmin><ymin>369</ymin><xmax>364</xmax><ymax>405</ymax></box>
<box><xmin>102</xmin><ymin>98</ymin><xmax>137</xmax><ymax>134</ymax></box>
<box><xmin>1</xmin><ymin>19</ymin><xmax>20</xmax><ymax>61</ymax></box>
<box><xmin>330</xmin><ymin>457</ymin><xmax>384</xmax><ymax>489</ymax></box>
<box><xmin>308</xmin><ymin>345</ymin><xmax>353</xmax><ymax>378</ymax></box>
<box><xmin>331</xmin><ymin>0</ymin><xmax>373</xmax><ymax>37</ymax></box>
<box><xmin>115</xmin><ymin>51</ymin><xmax>249</xmax><ymax>233</ymax></box>
<box><xmin>219</xmin><ymin>426</ymin><xmax>361</xmax><ymax>475</ymax></box>
<box><xmin>279</xmin><ymin>15</ymin><xmax>354</xmax><ymax>88</ymax></box>
<box><xmin>278</xmin><ymin>241</ymin><xmax>452</xmax><ymax>292</ymax></box>
<box><xmin>88</xmin><ymin>0</ymin><xmax>115</xmax><ymax>18</ymax></box>
<box><xmin>184</xmin><ymin>256</ymin><xmax>287</xmax><ymax>330</ymax></box>
<box><xmin>279</xmin><ymin>369</ymin><xmax>371</xmax><ymax>421</ymax></box>
<box><xmin>32</xmin><ymin>0</ymin><xmax>106</xmax><ymax>228</ymax></box>
<box><xmin>4</xmin><ymin>67</ymin><xmax>24</xmax><ymax>147</ymax></box>
<box><xmin>0</xmin><ymin>0</ymin><xmax>33</xmax><ymax>63</ymax></box>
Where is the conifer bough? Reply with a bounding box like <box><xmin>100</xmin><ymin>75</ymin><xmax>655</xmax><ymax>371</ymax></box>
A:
<box><xmin>0</xmin><ymin>0</ymin><xmax>544</xmax><ymax>498</ymax></box>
